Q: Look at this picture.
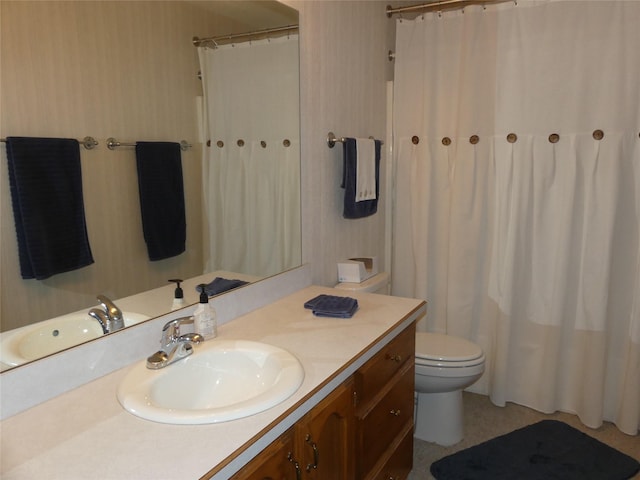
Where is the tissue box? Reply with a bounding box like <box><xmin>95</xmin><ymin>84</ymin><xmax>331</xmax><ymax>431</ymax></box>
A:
<box><xmin>337</xmin><ymin>256</ymin><xmax>379</xmax><ymax>283</ymax></box>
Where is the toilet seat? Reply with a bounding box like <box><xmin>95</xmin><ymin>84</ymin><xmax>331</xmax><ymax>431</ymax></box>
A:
<box><xmin>415</xmin><ymin>333</ymin><xmax>484</xmax><ymax>368</ymax></box>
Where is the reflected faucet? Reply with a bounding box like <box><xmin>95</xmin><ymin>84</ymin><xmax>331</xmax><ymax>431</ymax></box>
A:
<box><xmin>88</xmin><ymin>295</ymin><xmax>125</xmax><ymax>334</ymax></box>
<box><xmin>146</xmin><ymin>316</ymin><xmax>203</xmax><ymax>369</ymax></box>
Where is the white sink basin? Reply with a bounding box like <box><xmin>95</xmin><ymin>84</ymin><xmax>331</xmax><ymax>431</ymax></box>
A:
<box><xmin>117</xmin><ymin>339</ymin><xmax>305</xmax><ymax>425</ymax></box>
<box><xmin>0</xmin><ymin>311</ymin><xmax>149</xmax><ymax>366</ymax></box>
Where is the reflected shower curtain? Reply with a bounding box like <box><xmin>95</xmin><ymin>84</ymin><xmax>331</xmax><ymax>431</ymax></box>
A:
<box><xmin>392</xmin><ymin>1</ymin><xmax>640</xmax><ymax>434</ymax></box>
<box><xmin>198</xmin><ymin>36</ymin><xmax>300</xmax><ymax>278</ymax></box>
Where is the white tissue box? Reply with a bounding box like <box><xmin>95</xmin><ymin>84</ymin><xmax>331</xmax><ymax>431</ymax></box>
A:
<box><xmin>337</xmin><ymin>256</ymin><xmax>379</xmax><ymax>283</ymax></box>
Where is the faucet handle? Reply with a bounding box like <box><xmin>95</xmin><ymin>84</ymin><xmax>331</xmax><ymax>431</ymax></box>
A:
<box><xmin>161</xmin><ymin>316</ymin><xmax>193</xmax><ymax>344</ymax></box>
<box><xmin>97</xmin><ymin>294</ymin><xmax>125</xmax><ymax>330</ymax></box>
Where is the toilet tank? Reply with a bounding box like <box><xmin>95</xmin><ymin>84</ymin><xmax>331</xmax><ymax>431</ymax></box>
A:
<box><xmin>335</xmin><ymin>272</ymin><xmax>390</xmax><ymax>295</ymax></box>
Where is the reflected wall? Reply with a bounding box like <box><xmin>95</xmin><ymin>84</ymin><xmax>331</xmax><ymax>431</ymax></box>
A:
<box><xmin>0</xmin><ymin>2</ymin><xmax>247</xmax><ymax>331</ymax></box>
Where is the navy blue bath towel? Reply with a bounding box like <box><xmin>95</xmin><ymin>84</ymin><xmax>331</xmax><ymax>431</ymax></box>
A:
<box><xmin>135</xmin><ymin>142</ymin><xmax>186</xmax><ymax>261</ymax></box>
<box><xmin>341</xmin><ymin>138</ymin><xmax>381</xmax><ymax>219</ymax></box>
<box><xmin>5</xmin><ymin>137</ymin><xmax>94</xmax><ymax>280</ymax></box>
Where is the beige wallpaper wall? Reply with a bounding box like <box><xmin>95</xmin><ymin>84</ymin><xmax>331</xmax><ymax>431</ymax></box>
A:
<box><xmin>0</xmin><ymin>1</ymin><xmax>237</xmax><ymax>331</ymax></box>
<box><xmin>292</xmin><ymin>0</ymin><xmax>394</xmax><ymax>287</ymax></box>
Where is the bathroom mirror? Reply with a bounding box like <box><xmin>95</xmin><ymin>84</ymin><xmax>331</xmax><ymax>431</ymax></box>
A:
<box><xmin>0</xmin><ymin>0</ymin><xmax>300</xmax><ymax>370</ymax></box>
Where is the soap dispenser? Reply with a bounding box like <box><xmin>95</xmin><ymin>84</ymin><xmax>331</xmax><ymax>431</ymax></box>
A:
<box><xmin>193</xmin><ymin>284</ymin><xmax>217</xmax><ymax>340</ymax></box>
<box><xmin>169</xmin><ymin>279</ymin><xmax>186</xmax><ymax>311</ymax></box>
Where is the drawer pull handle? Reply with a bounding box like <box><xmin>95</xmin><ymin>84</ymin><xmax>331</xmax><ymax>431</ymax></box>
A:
<box><xmin>305</xmin><ymin>434</ymin><xmax>319</xmax><ymax>472</ymax></box>
<box><xmin>386</xmin><ymin>353</ymin><xmax>402</xmax><ymax>363</ymax></box>
<box><xmin>287</xmin><ymin>452</ymin><xmax>302</xmax><ymax>480</ymax></box>
<box><xmin>390</xmin><ymin>409</ymin><xmax>401</xmax><ymax>416</ymax></box>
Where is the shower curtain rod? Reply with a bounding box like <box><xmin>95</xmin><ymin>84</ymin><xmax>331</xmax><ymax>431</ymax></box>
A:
<box><xmin>192</xmin><ymin>24</ymin><xmax>298</xmax><ymax>47</ymax></box>
<box><xmin>386</xmin><ymin>0</ymin><xmax>513</xmax><ymax>16</ymax></box>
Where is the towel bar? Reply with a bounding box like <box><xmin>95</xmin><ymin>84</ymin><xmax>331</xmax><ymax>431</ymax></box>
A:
<box><xmin>1</xmin><ymin>136</ymin><xmax>98</xmax><ymax>150</ymax></box>
<box><xmin>107</xmin><ymin>138</ymin><xmax>192</xmax><ymax>151</ymax></box>
<box><xmin>327</xmin><ymin>132</ymin><xmax>384</xmax><ymax>149</ymax></box>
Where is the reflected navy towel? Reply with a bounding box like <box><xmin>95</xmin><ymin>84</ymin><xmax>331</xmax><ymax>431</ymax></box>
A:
<box><xmin>135</xmin><ymin>142</ymin><xmax>186</xmax><ymax>261</ymax></box>
<box><xmin>304</xmin><ymin>294</ymin><xmax>359</xmax><ymax>318</ymax></box>
<box><xmin>6</xmin><ymin>137</ymin><xmax>94</xmax><ymax>280</ymax></box>
<box><xmin>341</xmin><ymin>138</ymin><xmax>381</xmax><ymax>219</ymax></box>
<box><xmin>202</xmin><ymin>277</ymin><xmax>249</xmax><ymax>296</ymax></box>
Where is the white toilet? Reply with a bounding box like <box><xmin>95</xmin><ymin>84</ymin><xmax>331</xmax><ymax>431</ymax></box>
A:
<box><xmin>414</xmin><ymin>332</ymin><xmax>485</xmax><ymax>446</ymax></box>
<box><xmin>336</xmin><ymin>272</ymin><xmax>485</xmax><ymax>447</ymax></box>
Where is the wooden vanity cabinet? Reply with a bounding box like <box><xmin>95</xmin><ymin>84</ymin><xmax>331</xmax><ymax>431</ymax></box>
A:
<box><xmin>354</xmin><ymin>323</ymin><xmax>416</xmax><ymax>480</ymax></box>
<box><xmin>230</xmin><ymin>377</ymin><xmax>354</xmax><ymax>480</ymax></box>
<box><xmin>229</xmin><ymin>321</ymin><xmax>416</xmax><ymax>480</ymax></box>
<box><xmin>229</xmin><ymin>427</ymin><xmax>297</xmax><ymax>480</ymax></box>
<box><xmin>295</xmin><ymin>377</ymin><xmax>354</xmax><ymax>479</ymax></box>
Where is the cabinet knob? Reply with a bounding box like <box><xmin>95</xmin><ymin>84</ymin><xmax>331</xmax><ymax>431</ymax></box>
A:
<box><xmin>386</xmin><ymin>353</ymin><xmax>402</xmax><ymax>363</ymax></box>
<box><xmin>389</xmin><ymin>409</ymin><xmax>401</xmax><ymax>416</ymax></box>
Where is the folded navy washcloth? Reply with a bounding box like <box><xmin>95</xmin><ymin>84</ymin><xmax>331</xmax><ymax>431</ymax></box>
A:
<box><xmin>6</xmin><ymin>137</ymin><xmax>94</xmax><ymax>279</ymax></box>
<box><xmin>202</xmin><ymin>277</ymin><xmax>249</xmax><ymax>296</ymax></box>
<box><xmin>135</xmin><ymin>142</ymin><xmax>186</xmax><ymax>261</ymax></box>
<box><xmin>304</xmin><ymin>294</ymin><xmax>359</xmax><ymax>318</ymax></box>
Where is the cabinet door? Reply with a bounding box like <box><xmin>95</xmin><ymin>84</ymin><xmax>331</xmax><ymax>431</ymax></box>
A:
<box><xmin>230</xmin><ymin>428</ymin><xmax>300</xmax><ymax>480</ymax></box>
<box><xmin>296</xmin><ymin>378</ymin><xmax>355</xmax><ymax>479</ymax></box>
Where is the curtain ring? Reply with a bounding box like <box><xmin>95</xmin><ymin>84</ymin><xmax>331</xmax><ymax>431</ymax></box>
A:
<box><xmin>237</xmin><ymin>139</ymin><xmax>245</xmax><ymax>147</ymax></box>
<box><xmin>260</xmin><ymin>140</ymin><xmax>267</xmax><ymax>148</ymax></box>
<box><xmin>216</xmin><ymin>140</ymin><xmax>223</xmax><ymax>148</ymax></box>
<box><xmin>411</xmin><ymin>136</ymin><xmax>420</xmax><ymax>145</ymax></box>
<box><xmin>469</xmin><ymin>135</ymin><xmax>479</xmax><ymax>145</ymax></box>
<box><xmin>283</xmin><ymin>139</ymin><xmax>291</xmax><ymax>147</ymax></box>
<box><xmin>548</xmin><ymin>133</ymin><xmax>560</xmax><ymax>144</ymax></box>
<box><xmin>442</xmin><ymin>137</ymin><xmax>452</xmax><ymax>146</ymax></box>
<box><xmin>507</xmin><ymin>133</ymin><xmax>518</xmax><ymax>143</ymax></box>
<box><xmin>593</xmin><ymin>129</ymin><xmax>604</xmax><ymax>141</ymax></box>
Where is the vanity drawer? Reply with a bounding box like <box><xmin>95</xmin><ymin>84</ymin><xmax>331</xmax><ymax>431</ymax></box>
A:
<box><xmin>357</xmin><ymin>361</ymin><xmax>414</xmax><ymax>476</ymax></box>
<box><xmin>372</xmin><ymin>426</ymin><xmax>414</xmax><ymax>480</ymax></box>
<box><xmin>355</xmin><ymin>323</ymin><xmax>415</xmax><ymax>404</ymax></box>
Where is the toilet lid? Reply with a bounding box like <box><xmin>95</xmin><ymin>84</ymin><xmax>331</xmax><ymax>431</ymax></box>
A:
<box><xmin>415</xmin><ymin>332</ymin><xmax>483</xmax><ymax>362</ymax></box>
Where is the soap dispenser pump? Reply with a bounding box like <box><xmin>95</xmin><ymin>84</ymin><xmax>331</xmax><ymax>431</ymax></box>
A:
<box><xmin>169</xmin><ymin>279</ymin><xmax>186</xmax><ymax>311</ymax></box>
<box><xmin>193</xmin><ymin>284</ymin><xmax>217</xmax><ymax>340</ymax></box>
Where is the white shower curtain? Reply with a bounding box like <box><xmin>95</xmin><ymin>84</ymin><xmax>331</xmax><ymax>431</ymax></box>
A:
<box><xmin>392</xmin><ymin>0</ymin><xmax>640</xmax><ymax>435</ymax></box>
<box><xmin>198</xmin><ymin>35</ymin><xmax>300</xmax><ymax>278</ymax></box>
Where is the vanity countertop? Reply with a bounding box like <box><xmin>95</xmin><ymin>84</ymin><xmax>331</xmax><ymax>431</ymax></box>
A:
<box><xmin>0</xmin><ymin>286</ymin><xmax>425</xmax><ymax>480</ymax></box>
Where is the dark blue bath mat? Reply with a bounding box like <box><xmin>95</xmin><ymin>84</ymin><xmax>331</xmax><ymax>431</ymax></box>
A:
<box><xmin>430</xmin><ymin>420</ymin><xmax>639</xmax><ymax>480</ymax></box>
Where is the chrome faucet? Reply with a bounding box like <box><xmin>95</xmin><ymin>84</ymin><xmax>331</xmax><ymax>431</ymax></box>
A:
<box><xmin>88</xmin><ymin>294</ymin><xmax>125</xmax><ymax>334</ymax></box>
<box><xmin>146</xmin><ymin>316</ymin><xmax>203</xmax><ymax>369</ymax></box>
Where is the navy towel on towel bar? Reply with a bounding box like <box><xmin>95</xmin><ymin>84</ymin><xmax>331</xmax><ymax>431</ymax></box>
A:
<box><xmin>135</xmin><ymin>142</ymin><xmax>186</xmax><ymax>261</ymax></box>
<box><xmin>5</xmin><ymin>137</ymin><xmax>94</xmax><ymax>280</ymax></box>
<box><xmin>341</xmin><ymin>138</ymin><xmax>381</xmax><ymax>219</ymax></box>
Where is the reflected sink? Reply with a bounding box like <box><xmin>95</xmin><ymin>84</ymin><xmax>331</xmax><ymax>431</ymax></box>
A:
<box><xmin>117</xmin><ymin>339</ymin><xmax>305</xmax><ymax>425</ymax></box>
<box><xmin>0</xmin><ymin>311</ymin><xmax>149</xmax><ymax>366</ymax></box>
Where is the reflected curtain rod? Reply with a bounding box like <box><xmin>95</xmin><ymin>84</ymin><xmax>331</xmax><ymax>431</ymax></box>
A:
<box><xmin>386</xmin><ymin>0</ymin><xmax>513</xmax><ymax>16</ymax></box>
<box><xmin>193</xmin><ymin>24</ymin><xmax>298</xmax><ymax>47</ymax></box>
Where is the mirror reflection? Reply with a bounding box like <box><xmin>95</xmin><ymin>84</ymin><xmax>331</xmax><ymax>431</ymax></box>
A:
<box><xmin>0</xmin><ymin>0</ymin><xmax>301</xmax><ymax>369</ymax></box>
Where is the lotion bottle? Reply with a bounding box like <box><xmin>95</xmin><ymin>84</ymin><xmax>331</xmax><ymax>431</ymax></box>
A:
<box><xmin>193</xmin><ymin>284</ymin><xmax>216</xmax><ymax>340</ymax></box>
<box><xmin>169</xmin><ymin>279</ymin><xmax>186</xmax><ymax>311</ymax></box>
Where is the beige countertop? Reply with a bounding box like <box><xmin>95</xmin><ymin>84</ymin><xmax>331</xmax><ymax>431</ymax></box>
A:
<box><xmin>1</xmin><ymin>285</ymin><xmax>425</xmax><ymax>480</ymax></box>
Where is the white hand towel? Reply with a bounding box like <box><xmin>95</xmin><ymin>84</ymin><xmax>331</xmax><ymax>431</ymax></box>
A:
<box><xmin>355</xmin><ymin>138</ymin><xmax>376</xmax><ymax>202</ymax></box>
